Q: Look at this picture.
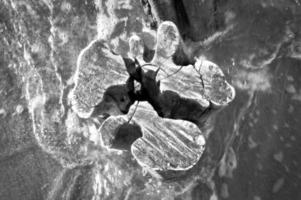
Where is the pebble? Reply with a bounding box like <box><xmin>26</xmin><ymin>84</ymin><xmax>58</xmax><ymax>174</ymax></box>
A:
<box><xmin>248</xmin><ymin>135</ymin><xmax>258</xmax><ymax>149</ymax></box>
<box><xmin>287</xmin><ymin>75</ymin><xmax>294</xmax><ymax>81</ymax></box>
<box><xmin>273</xmin><ymin>151</ymin><xmax>283</xmax><ymax>163</ymax></box>
<box><xmin>0</xmin><ymin>108</ymin><xmax>6</xmax><ymax>116</ymax></box>
<box><xmin>254</xmin><ymin>196</ymin><xmax>261</xmax><ymax>200</ymax></box>
<box><xmin>285</xmin><ymin>84</ymin><xmax>296</xmax><ymax>93</ymax></box>
<box><xmin>209</xmin><ymin>193</ymin><xmax>218</xmax><ymax>200</ymax></box>
<box><xmin>61</xmin><ymin>1</ymin><xmax>72</xmax><ymax>12</ymax></box>
<box><xmin>15</xmin><ymin>104</ymin><xmax>24</xmax><ymax>114</ymax></box>
<box><xmin>272</xmin><ymin>177</ymin><xmax>284</xmax><ymax>193</ymax></box>
<box><xmin>272</xmin><ymin>124</ymin><xmax>278</xmax><ymax>130</ymax></box>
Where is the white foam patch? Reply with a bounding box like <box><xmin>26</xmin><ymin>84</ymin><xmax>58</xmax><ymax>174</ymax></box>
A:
<box><xmin>233</xmin><ymin>69</ymin><xmax>271</xmax><ymax>92</ymax></box>
<box><xmin>92</xmin><ymin>170</ymin><xmax>103</xmax><ymax>200</ymax></box>
<box><xmin>95</xmin><ymin>0</ymin><xmax>118</xmax><ymax>40</ymax></box>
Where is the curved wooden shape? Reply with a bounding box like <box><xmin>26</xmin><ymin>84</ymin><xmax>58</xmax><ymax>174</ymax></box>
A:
<box><xmin>131</xmin><ymin>103</ymin><xmax>206</xmax><ymax>171</ymax></box>
<box><xmin>99</xmin><ymin>103</ymin><xmax>206</xmax><ymax>171</ymax></box>
<box><xmin>70</xmin><ymin>40</ymin><xmax>128</xmax><ymax>118</ymax></box>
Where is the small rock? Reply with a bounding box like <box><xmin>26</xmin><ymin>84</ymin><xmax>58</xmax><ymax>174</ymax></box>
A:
<box><xmin>61</xmin><ymin>1</ymin><xmax>72</xmax><ymax>12</ymax></box>
<box><xmin>248</xmin><ymin>135</ymin><xmax>258</xmax><ymax>149</ymax></box>
<box><xmin>273</xmin><ymin>151</ymin><xmax>284</xmax><ymax>163</ymax></box>
<box><xmin>209</xmin><ymin>193</ymin><xmax>218</xmax><ymax>200</ymax></box>
<box><xmin>0</xmin><ymin>108</ymin><xmax>6</xmax><ymax>116</ymax></box>
<box><xmin>287</xmin><ymin>75</ymin><xmax>294</xmax><ymax>81</ymax></box>
<box><xmin>253</xmin><ymin>195</ymin><xmax>261</xmax><ymax>200</ymax></box>
<box><xmin>272</xmin><ymin>177</ymin><xmax>284</xmax><ymax>193</ymax></box>
<box><xmin>285</xmin><ymin>84</ymin><xmax>296</xmax><ymax>93</ymax></box>
<box><xmin>15</xmin><ymin>104</ymin><xmax>24</xmax><ymax>114</ymax></box>
<box><xmin>272</xmin><ymin>124</ymin><xmax>278</xmax><ymax>130</ymax></box>
<box><xmin>280</xmin><ymin>136</ymin><xmax>284</xmax><ymax>142</ymax></box>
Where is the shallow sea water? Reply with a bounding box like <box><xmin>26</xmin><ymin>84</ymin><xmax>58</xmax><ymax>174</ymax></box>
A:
<box><xmin>0</xmin><ymin>0</ymin><xmax>300</xmax><ymax>200</ymax></box>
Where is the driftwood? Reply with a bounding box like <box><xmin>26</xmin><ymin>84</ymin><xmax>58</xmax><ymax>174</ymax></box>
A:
<box><xmin>70</xmin><ymin>21</ymin><xmax>235</xmax><ymax>171</ymax></box>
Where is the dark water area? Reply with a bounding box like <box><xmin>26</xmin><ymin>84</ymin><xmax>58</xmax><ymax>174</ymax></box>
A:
<box><xmin>0</xmin><ymin>0</ymin><xmax>300</xmax><ymax>200</ymax></box>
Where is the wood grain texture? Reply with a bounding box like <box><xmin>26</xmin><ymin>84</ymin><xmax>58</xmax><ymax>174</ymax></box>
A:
<box><xmin>99</xmin><ymin>102</ymin><xmax>206</xmax><ymax>170</ymax></box>
<box><xmin>71</xmin><ymin>40</ymin><xmax>128</xmax><ymax>118</ymax></box>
